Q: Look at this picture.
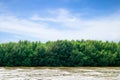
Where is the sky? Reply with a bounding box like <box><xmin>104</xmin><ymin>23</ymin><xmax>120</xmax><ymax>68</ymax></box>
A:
<box><xmin>0</xmin><ymin>0</ymin><xmax>120</xmax><ymax>42</ymax></box>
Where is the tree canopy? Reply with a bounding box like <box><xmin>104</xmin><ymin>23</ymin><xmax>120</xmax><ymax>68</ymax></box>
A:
<box><xmin>0</xmin><ymin>40</ymin><xmax>119</xmax><ymax>66</ymax></box>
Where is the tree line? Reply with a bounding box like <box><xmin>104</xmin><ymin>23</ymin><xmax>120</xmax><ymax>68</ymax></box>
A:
<box><xmin>0</xmin><ymin>40</ymin><xmax>120</xmax><ymax>66</ymax></box>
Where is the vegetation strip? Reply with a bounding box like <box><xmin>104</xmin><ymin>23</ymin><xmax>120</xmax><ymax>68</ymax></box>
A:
<box><xmin>0</xmin><ymin>40</ymin><xmax>120</xmax><ymax>66</ymax></box>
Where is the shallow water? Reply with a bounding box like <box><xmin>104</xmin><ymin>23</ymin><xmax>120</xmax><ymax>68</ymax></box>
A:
<box><xmin>0</xmin><ymin>67</ymin><xmax>119</xmax><ymax>80</ymax></box>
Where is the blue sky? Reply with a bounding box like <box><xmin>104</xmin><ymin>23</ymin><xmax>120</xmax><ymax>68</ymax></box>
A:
<box><xmin>0</xmin><ymin>0</ymin><xmax>120</xmax><ymax>42</ymax></box>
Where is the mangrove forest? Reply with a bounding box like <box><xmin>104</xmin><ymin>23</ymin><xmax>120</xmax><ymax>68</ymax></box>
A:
<box><xmin>0</xmin><ymin>40</ymin><xmax>120</xmax><ymax>66</ymax></box>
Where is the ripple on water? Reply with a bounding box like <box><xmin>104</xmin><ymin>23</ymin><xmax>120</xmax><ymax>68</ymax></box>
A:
<box><xmin>0</xmin><ymin>67</ymin><xmax>119</xmax><ymax>80</ymax></box>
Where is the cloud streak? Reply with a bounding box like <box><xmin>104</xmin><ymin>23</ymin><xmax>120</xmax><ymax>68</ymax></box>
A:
<box><xmin>0</xmin><ymin>8</ymin><xmax>120</xmax><ymax>42</ymax></box>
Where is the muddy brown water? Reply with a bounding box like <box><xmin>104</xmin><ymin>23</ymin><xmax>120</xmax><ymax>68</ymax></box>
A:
<box><xmin>0</xmin><ymin>67</ymin><xmax>119</xmax><ymax>80</ymax></box>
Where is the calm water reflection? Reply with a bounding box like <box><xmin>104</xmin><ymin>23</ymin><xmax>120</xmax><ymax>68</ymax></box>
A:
<box><xmin>0</xmin><ymin>67</ymin><xmax>120</xmax><ymax>80</ymax></box>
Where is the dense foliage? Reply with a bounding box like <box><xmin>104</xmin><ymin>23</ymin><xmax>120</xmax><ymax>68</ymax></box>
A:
<box><xmin>0</xmin><ymin>40</ymin><xmax>120</xmax><ymax>66</ymax></box>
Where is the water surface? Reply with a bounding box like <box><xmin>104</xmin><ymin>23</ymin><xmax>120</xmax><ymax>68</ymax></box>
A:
<box><xmin>0</xmin><ymin>67</ymin><xmax>119</xmax><ymax>80</ymax></box>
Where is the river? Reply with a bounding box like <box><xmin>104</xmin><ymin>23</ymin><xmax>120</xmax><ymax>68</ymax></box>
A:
<box><xmin>0</xmin><ymin>67</ymin><xmax>119</xmax><ymax>80</ymax></box>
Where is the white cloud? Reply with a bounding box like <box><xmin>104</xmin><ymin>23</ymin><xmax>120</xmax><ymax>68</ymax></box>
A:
<box><xmin>0</xmin><ymin>8</ymin><xmax>120</xmax><ymax>42</ymax></box>
<box><xmin>0</xmin><ymin>16</ymin><xmax>62</xmax><ymax>40</ymax></box>
<box><xmin>30</xmin><ymin>9</ymin><xmax>86</xmax><ymax>29</ymax></box>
